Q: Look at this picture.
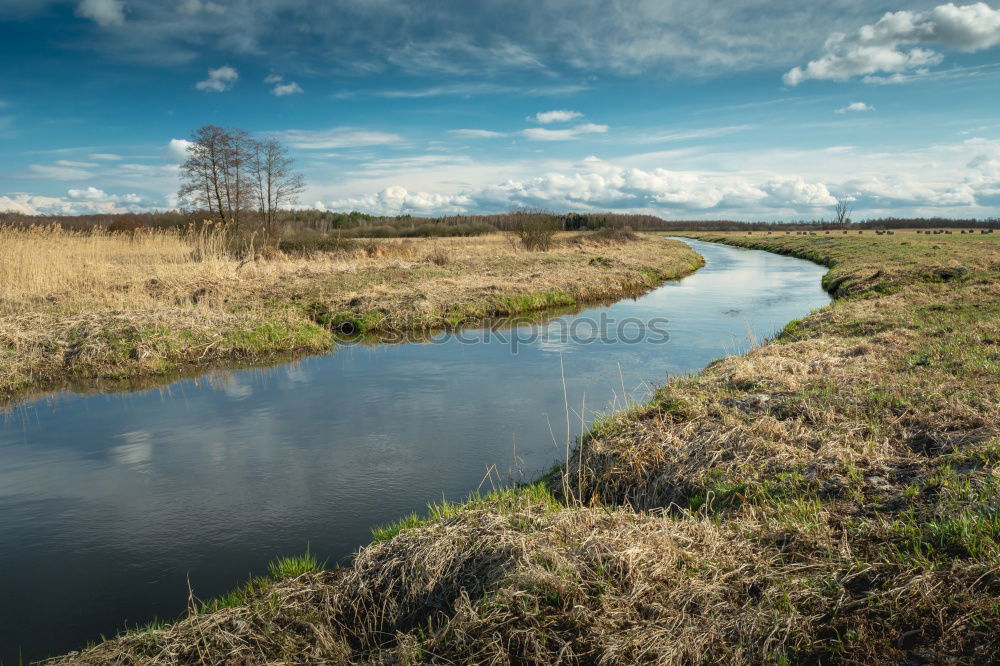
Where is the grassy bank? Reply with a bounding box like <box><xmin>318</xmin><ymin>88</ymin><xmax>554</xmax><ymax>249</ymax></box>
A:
<box><xmin>0</xmin><ymin>226</ymin><xmax>702</xmax><ymax>406</ymax></box>
<box><xmin>52</xmin><ymin>232</ymin><xmax>999</xmax><ymax>664</ymax></box>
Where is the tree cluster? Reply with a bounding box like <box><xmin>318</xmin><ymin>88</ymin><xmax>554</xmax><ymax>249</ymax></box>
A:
<box><xmin>177</xmin><ymin>125</ymin><xmax>305</xmax><ymax>236</ymax></box>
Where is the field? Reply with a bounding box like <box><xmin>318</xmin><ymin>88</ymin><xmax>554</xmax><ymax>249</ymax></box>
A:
<box><xmin>0</xmin><ymin>225</ymin><xmax>703</xmax><ymax>405</ymax></box>
<box><xmin>48</xmin><ymin>230</ymin><xmax>1000</xmax><ymax>665</ymax></box>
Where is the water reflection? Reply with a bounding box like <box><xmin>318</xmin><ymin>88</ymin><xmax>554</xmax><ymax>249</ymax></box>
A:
<box><xmin>0</xmin><ymin>239</ymin><xmax>830</xmax><ymax>661</ymax></box>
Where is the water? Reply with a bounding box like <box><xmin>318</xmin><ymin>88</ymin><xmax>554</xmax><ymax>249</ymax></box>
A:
<box><xmin>0</xmin><ymin>239</ymin><xmax>830</xmax><ymax>661</ymax></box>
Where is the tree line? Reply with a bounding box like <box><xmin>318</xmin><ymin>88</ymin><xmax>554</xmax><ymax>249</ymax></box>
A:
<box><xmin>177</xmin><ymin>125</ymin><xmax>305</xmax><ymax>236</ymax></box>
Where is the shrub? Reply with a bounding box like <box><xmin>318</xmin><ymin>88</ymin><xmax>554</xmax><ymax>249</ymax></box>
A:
<box><xmin>587</xmin><ymin>225</ymin><xmax>638</xmax><ymax>244</ymax></box>
<box><xmin>424</xmin><ymin>246</ymin><xmax>450</xmax><ymax>266</ymax></box>
<box><xmin>278</xmin><ymin>230</ymin><xmax>357</xmax><ymax>255</ymax></box>
<box><xmin>508</xmin><ymin>208</ymin><xmax>560</xmax><ymax>251</ymax></box>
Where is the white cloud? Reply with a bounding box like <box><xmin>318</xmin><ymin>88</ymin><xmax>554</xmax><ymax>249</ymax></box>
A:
<box><xmin>341</xmin><ymin>154</ymin><xmax>475</xmax><ymax>179</ymax></box>
<box><xmin>196</xmin><ymin>65</ymin><xmax>239</xmax><ymax>92</ymax></box>
<box><xmin>448</xmin><ymin>129</ymin><xmax>507</xmax><ymax>139</ymax></box>
<box><xmin>0</xmin><ymin>195</ymin><xmax>43</xmax><ymax>215</ymax></box>
<box><xmin>179</xmin><ymin>0</ymin><xmax>225</xmax><ymax>14</ymax></box>
<box><xmin>784</xmin><ymin>3</ymin><xmax>1000</xmax><ymax>85</ymax></box>
<box><xmin>317</xmin><ymin>158</ymin><xmax>841</xmax><ymax>216</ymax></box>
<box><xmin>763</xmin><ymin>177</ymin><xmax>837</xmax><ymax>207</ymax></box>
<box><xmin>277</xmin><ymin>127</ymin><xmax>404</xmax><ymax>149</ymax></box>
<box><xmin>89</xmin><ymin>153</ymin><xmax>123</xmax><ymax>160</ymax></box>
<box><xmin>67</xmin><ymin>186</ymin><xmax>110</xmax><ymax>200</ymax></box>
<box><xmin>56</xmin><ymin>159</ymin><xmax>99</xmax><ymax>167</ymax></box>
<box><xmin>164</xmin><ymin>138</ymin><xmax>193</xmax><ymax>162</ymax></box>
<box><xmin>272</xmin><ymin>81</ymin><xmax>303</xmax><ymax>96</ymax></box>
<box><xmin>67</xmin><ymin>186</ymin><xmax>146</xmax><ymax>204</ymax></box>
<box><xmin>0</xmin><ymin>190</ymin><xmax>154</xmax><ymax>215</ymax></box>
<box><xmin>323</xmin><ymin>186</ymin><xmax>473</xmax><ymax>215</ymax></box>
<box><xmin>520</xmin><ymin>123</ymin><xmax>608</xmax><ymax>141</ymax></box>
<box><xmin>629</xmin><ymin>124</ymin><xmax>753</xmax><ymax>143</ymax></box>
<box><xmin>76</xmin><ymin>0</ymin><xmax>125</xmax><ymax>27</ymax></box>
<box><xmin>312</xmin><ymin>136</ymin><xmax>1000</xmax><ymax>218</ymax></box>
<box><xmin>356</xmin><ymin>83</ymin><xmax>590</xmax><ymax>99</ymax></box>
<box><xmin>530</xmin><ymin>110</ymin><xmax>584</xmax><ymax>124</ymax></box>
<box><xmin>265</xmin><ymin>74</ymin><xmax>304</xmax><ymax>96</ymax></box>
<box><xmin>836</xmin><ymin>102</ymin><xmax>875</xmax><ymax>114</ymax></box>
<box><xmin>28</xmin><ymin>164</ymin><xmax>92</xmax><ymax>180</ymax></box>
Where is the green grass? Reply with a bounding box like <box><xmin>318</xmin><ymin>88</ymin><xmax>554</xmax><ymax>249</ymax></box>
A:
<box><xmin>199</xmin><ymin>548</ymin><xmax>325</xmax><ymax>614</ymax></box>
<box><xmin>371</xmin><ymin>483</ymin><xmax>561</xmax><ymax>543</ymax></box>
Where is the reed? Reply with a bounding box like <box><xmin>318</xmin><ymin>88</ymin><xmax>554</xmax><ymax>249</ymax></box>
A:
<box><xmin>0</xmin><ymin>226</ymin><xmax>703</xmax><ymax>404</ymax></box>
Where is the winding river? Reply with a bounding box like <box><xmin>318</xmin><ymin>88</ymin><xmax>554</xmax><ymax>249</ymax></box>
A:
<box><xmin>0</xmin><ymin>238</ymin><xmax>830</xmax><ymax>661</ymax></box>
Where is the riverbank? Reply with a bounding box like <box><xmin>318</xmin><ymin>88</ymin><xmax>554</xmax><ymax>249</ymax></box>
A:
<box><xmin>52</xmin><ymin>232</ymin><xmax>999</xmax><ymax>664</ymax></box>
<box><xmin>0</xmin><ymin>228</ymin><xmax>702</xmax><ymax>406</ymax></box>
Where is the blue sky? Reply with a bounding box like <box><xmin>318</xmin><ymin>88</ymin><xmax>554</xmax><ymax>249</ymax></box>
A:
<box><xmin>1</xmin><ymin>0</ymin><xmax>1000</xmax><ymax>220</ymax></box>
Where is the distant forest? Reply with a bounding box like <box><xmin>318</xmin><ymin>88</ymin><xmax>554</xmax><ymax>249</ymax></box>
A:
<box><xmin>1</xmin><ymin>209</ymin><xmax>998</xmax><ymax>233</ymax></box>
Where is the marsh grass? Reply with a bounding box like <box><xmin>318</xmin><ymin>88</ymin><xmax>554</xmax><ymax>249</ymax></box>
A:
<box><xmin>370</xmin><ymin>483</ymin><xmax>562</xmax><ymax>543</ymax></box>
<box><xmin>198</xmin><ymin>550</ymin><xmax>326</xmax><ymax>614</ymax></box>
<box><xmin>0</xmin><ymin>226</ymin><xmax>701</xmax><ymax>405</ymax></box>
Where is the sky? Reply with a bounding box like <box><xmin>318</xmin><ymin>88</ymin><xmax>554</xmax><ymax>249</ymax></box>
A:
<box><xmin>1</xmin><ymin>0</ymin><xmax>1000</xmax><ymax>220</ymax></box>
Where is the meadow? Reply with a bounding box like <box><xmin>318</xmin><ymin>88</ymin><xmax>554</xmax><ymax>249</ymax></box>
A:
<box><xmin>0</xmin><ymin>223</ymin><xmax>702</xmax><ymax>405</ymax></box>
<box><xmin>50</xmin><ymin>230</ymin><xmax>999</xmax><ymax>664</ymax></box>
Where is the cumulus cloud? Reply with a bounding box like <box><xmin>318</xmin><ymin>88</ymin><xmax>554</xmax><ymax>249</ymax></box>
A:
<box><xmin>196</xmin><ymin>65</ymin><xmax>239</xmax><ymax>92</ymax></box>
<box><xmin>272</xmin><ymin>82</ymin><xmax>303</xmax><ymax>96</ymax></box>
<box><xmin>784</xmin><ymin>3</ymin><xmax>1000</xmax><ymax>85</ymax></box>
<box><xmin>836</xmin><ymin>102</ymin><xmax>875</xmax><ymax>113</ymax></box>
<box><xmin>67</xmin><ymin>186</ymin><xmax>146</xmax><ymax>204</ymax></box>
<box><xmin>265</xmin><ymin>74</ymin><xmax>303</xmax><ymax>96</ymax></box>
<box><xmin>448</xmin><ymin>129</ymin><xmax>507</xmax><ymax>139</ymax></box>
<box><xmin>67</xmin><ymin>186</ymin><xmax>111</xmax><ymax>200</ymax></box>
<box><xmin>76</xmin><ymin>0</ymin><xmax>125</xmax><ymax>27</ymax></box>
<box><xmin>318</xmin><ymin>159</ymin><xmax>844</xmax><ymax>216</ymax></box>
<box><xmin>0</xmin><ymin>190</ymin><xmax>153</xmax><ymax>215</ymax></box>
<box><xmin>529</xmin><ymin>109</ymin><xmax>583</xmax><ymax>124</ymax></box>
<box><xmin>0</xmin><ymin>195</ymin><xmax>43</xmax><ymax>215</ymax></box>
<box><xmin>323</xmin><ymin>186</ymin><xmax>473</xmax><ymax>216</ymax></box>
<box><xmin>164</xmin><ymin>138</ymin><xmax>193</xmax><ymax>162</ymax></box>
<box><xmin>520</xmin><ymin>123</ymin><xmax>608</xmax><ymax>141</ymax></box>
<box><xmin>763</xmin><ymin>177</ymin><xmax>837</xmax><ymax>207</ymax></box>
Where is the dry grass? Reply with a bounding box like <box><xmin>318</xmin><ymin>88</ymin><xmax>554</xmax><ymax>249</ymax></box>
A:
<box><xmin>0</xmin><ymin>226</ymin><xmax>702</xmax><ymax>405</ymax></box>
<box><xmin>52</xmin><ymin>232</ymin><xmax>999</xmax><ymax>665</ymax></box>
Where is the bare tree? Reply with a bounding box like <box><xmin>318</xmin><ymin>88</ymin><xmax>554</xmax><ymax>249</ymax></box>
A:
<box><xmin>178</xmin><ymin>126</ymin><xmax>303</xmax><ymax>234</ymax></box>
<box><xmin>217</xmin><ymin>127</ymin><xmax>253</xmax><ymax>228</ymax></box>
<box><xmin>834</xmin><ymin>197</ymin><xmax>853</xmax><ymax>226</ymax></box>
<box><xmin>178</xmin><ymin>125</ymin><xmax>231</xmax><ymax>225</ymax></box>
<box><xmin>248</xmin><ymin>137</ymin><xmax>306</xmax><ymax>238</ymax></box>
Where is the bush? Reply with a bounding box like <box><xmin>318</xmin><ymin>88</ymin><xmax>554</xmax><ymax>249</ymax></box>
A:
<box><xmin>508</xmin><ymin>209</ymin><xmax>560</xmax><ymax>251</ymax></box>
<box><xmin>587</xmin><ymin>225</ymin><xmax>638</xmax><ymax>244</ymax></box>
<box><xmin>424</xmin><ymin>246</ymin><xmax>450</xmax><ymax>266</ymax></box>
<box><xmin>278</xmin><ymin>230</ymin><xmax>357</xmax><ymax>255</ymax></box>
